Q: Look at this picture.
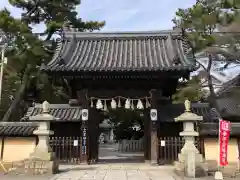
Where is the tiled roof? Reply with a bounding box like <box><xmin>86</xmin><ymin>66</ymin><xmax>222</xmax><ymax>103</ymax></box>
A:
<box><xmin>21</xmin><ymin>104</ymin><xmax>82</xmax><ymax>121</ymax></box>
<box><xmin>0</xmin><ymin>122</ymin><xmax>38</xmax><ymax>136</ymax></box>
<box><xmin>216</xmin><ymin>74</ymin><xmax>240</xmax><ymax>96</ymax></box>
<box><xmin>42</xmin><ymin>30</ymin><xmax>196</xmax><ymax>72</ymax></box>
<box><xmin>216</xmin><ymin>98</ymin><xmax>240</xmax><ymax>118</ymax></box>
<box><xmin>200</xmin><ymin>122</ymin><xmax>240</xmax><ymax>136</ymax></box>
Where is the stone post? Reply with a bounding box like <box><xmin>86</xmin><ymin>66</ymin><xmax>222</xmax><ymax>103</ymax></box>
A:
<box><xmin>174</xmin><ymin>100</ymin><xmax>207</xmax><ymax>178</ymax></box>
<box><xmin>28</xmin><ymin>101</ymin><xmax>59</xmax><ymax>174</ymax></box>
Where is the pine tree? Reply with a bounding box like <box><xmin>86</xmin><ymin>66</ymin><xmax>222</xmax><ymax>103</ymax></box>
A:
<box><xmin>0</xmin><ymin>1</ymin><xmax>105</xmax><ymax>121</ymax></box>
<box><xmin>173</xmin><ymin>0</ymin><xmax>240</xmax><ymax>109</ymax></box>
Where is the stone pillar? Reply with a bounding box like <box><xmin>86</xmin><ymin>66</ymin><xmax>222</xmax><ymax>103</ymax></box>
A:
<box><xmin>174</xmin><ymin>100</ymin><xmax>207</xmax><ymax>178</ymax></box>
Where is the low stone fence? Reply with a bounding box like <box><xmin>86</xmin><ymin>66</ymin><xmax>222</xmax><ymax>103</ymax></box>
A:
<box><xmin>117</xmin><ymin>139</ymin><xmax>144</xmax><ymax>152</ymax></box>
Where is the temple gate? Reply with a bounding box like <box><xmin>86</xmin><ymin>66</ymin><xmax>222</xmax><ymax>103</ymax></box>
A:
<box><xmin>41</xmin><ymin>26</ymin><xmax>196</xmax><ymax>164</ymax></box>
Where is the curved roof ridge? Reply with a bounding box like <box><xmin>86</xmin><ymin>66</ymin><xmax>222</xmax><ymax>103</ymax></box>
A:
<box><xmin>47</xmin><ymin>38</ymin><xmax>65</xmax><ymax>67</ymax></box>
<box><xmin>63</xmin><ymin>29</ymin><xmax>182</xmax><ymax>39</ymax></box>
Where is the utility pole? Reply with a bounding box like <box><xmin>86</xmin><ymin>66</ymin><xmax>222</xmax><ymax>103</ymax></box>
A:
<box><xmin>0</xmin><ymin>30</ymin><xmax>7</xmax><ymax>105</ymax></box>
<box><xmin>0</xmin><ymin>46</ymin><xmax>5</xmax><ymax>105</ymax></box>
<box><xmin>0</xmin><ymin>30</ymin><xmax>7</xmax><ymax>173</ymax></box>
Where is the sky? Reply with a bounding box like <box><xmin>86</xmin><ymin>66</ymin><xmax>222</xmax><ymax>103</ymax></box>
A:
<box><xmin>0</xmin><ymin>0</ymin><xmax>239</xmax><ymax>75</ymax></box>
<box><xmin>0</xmin><ymin>0</ymin><xmax>196</xmax><ymax>32</ymax></box>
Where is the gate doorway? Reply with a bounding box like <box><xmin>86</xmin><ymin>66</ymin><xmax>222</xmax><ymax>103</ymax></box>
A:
<box><xmin>97</xmin><ymin>109</ymin><xmax>145</xmax><ymax>164</ymax></box>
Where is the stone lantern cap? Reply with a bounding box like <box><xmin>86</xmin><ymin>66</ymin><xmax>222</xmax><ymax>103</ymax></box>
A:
<box><xmin>29</xmin><ymin>101</ymin><xmax>57</xmax><ymax>121</ymax></box>
<box><xmin>175</xmin><ymin>100</ymin><xmax>203</xmax><ymax>122</ymax></box>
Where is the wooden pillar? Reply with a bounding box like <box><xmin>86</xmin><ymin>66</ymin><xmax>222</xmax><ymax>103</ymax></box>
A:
<box><xmin>78</xmin><ymin>89</ymin><xmax>89</xmax><ymax>164</ymax></box>
<box><xmin>144</xmin><ymin>110</ymin><xmax>150</xmax><ymax>162</ymax></box>
<box><xmin>81</xmin><ymin>120</ymin><xmax>88</xmax><ymax>163</ymax></box>
<box><xmin>88</xmin><ymin>108</ymin><xmax>101</xmax><ymax>163</ymax></box>
<box><xmin>149</xmin><ymin>89</ymin><xmax>159</xmax><ymax>164</ymax></box>
<box><xmin>78</xmin><ymin>91</ymin><xmax>101</xmax><ymax>164</ymax></box>
<box><xmin>87</xmin><ymin>108</ymin><xmax>93</xmax><ymax>163</ymax></box>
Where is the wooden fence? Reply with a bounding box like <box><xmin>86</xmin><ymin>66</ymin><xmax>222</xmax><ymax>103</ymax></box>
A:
<box><xmin>158</xmin><ymin>136</ymin><xmax>205</xmax><ymax>164</ymax></box>
<box><xmin>49</xmin><ymin>136</ymin><xmax>204</xmax><ymax>164</ymax></box>
<box><xmin>117</xmin><ymin>139</ymin><xmax>144</xmax><ymax>152</ymax></box>
<box><xmin>49</xmin><ymin>136</ymin><xmax>82</xmax><ymax>164</ymax></box>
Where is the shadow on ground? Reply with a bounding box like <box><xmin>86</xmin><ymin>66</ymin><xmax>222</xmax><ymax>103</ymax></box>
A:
<box><xmin>59</xmin><ymin>166</ymin><xmax>98</xmax><ymax>173</ymax></box>
<box><xmin>97</xmin><ymin>158</ymin><xmax>144</xmax><ymax>164</ymax></box>
<box><xmin>98</xmin><ymin>143</ymin><xmax>144</xmax><ymax>164</ymax></box>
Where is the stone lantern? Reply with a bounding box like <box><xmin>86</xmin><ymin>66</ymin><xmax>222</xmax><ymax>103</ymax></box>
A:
<box><xmin>174</xmin><ymin>100</ymin><xmax>207</xmax><ymax>178</ymax></box>
<box><xmin>28</xmin><ymin>101</ymin><xmax>59</xmax><ymax>174</ymax></box>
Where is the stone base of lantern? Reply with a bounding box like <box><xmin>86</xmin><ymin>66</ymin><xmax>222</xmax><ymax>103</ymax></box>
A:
<box><xmin>174</xmin><ymin>162</ymin><xmax>208</xmax><ymax>178</ymax></box>
<box><xmin>8</xmin><ymin>158</ymin><xmax>59</xmax><ymax>175</ymax></box>
<box><xmin>174</xmin><ymin>152</ymin><xmax>208</xmax><ymax>177</ymax></box>
<box><xmin>177</xmin><ymin>152</ymin><xmax>204</xmax><ymax>163</ymax></box>
<box><xmin>30</xmin><ymin>150</ymin><xmax>56</xmax><ymax>161</ymax></box>
<box><xmin>8</xmin><ymin>149</ymin><xmax>60</xmax><ymax>175</ymax></box>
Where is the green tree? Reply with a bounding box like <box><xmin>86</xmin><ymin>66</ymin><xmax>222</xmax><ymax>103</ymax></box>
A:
<box><xmin>0</xmin><ymin>0</ymin><xmax>105</xmax><ymax>121</ymax></box>
<box><xmin>0</xmin><ymin>9</ymin><xmax>45</xmax><ymax>120</ymax></box>
<box><xmin>9</xmin><ymin>0</ymin><xmax>105</xmax><ymax>40</ymax></box>
<box><xmin>106</xmin><ymin>109</ymin><xmax>144</xmax><ymax>141</ymax></box>
<box><xmin>173</xmin><ymin>0</ymin><xmax>240</xmax><ymax>109</ymax></box>
<box><xmin>172</xmin><ymin>76</ymin><xmax>206</xmax><ymax>103</ymax></box>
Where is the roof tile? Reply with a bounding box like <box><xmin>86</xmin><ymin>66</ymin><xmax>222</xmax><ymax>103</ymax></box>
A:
<box><xmin>159</xmin><ymin>103</ymin><xmax>218</xmax><ymax>122</ymax></box>
<box><xmin>43</xmin><ymin>31</ymin><xmax>196</xmax><ymax>72</ymax></box>
<box><xmin>0</xmin><ymin>122</ymin><xmax>38</xmax><ymax>136</ymax></box>
<box><xmin>216</xmin><ymin>74</ymin><xmax>240</xmax><ymax>96</ymax></box>
<box><xmin>21</xmin><ymin>104</ymin><xmax>82</xmax><ymax>121</ymax></box>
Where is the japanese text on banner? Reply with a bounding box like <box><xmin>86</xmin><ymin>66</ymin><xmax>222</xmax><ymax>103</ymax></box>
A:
<box><xmin>219</xmin><ymin>120</ymin><xmax>231</xmax><ymax>166</ymax></box>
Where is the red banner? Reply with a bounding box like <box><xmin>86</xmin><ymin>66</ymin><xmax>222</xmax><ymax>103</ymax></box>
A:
<box><xmin>219</xmin><ymin>120</ymin><xmax>231</xmax><ymax>166</ymax></box>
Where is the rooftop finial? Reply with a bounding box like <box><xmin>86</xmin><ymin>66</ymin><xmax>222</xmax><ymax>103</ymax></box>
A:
<box><xmin>63</xmin><ymin>21</ymin><xmax>70</xmax><ymax>32</ymax></box>
<box><xmin>42</xmin><ymin>101</ymin><xmax>49</xmax><ymax>113</ymax></box>
<box><xmin>184</xmin><ymin>99</ymin><xmax>191</xmax><ymax>112</ymax></box>
<box><xmin>69</xmin><ymin>24</ymin><xmax>76</xmax><ymax>32</ymax></box>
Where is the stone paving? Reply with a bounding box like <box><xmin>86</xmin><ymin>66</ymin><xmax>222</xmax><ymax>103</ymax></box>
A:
<box><xmin>49</xmin><ymin>164</ymin><xmax>177</xmax><ymax>180</ymax></box>
<box><xmin>1</xmin><ymin>163</ymin><xmax>240</xmax><ymax>180</ymax></box>
<box><xmin>0</xmin><ymin>144</ymin><xmax>178</xmax><ymax>180</ymax></box>
<box><xmin>0</xmin><ymin>164</ymin><xmax>177</xmax><ymax>180</ymax></box>
<box><xmin>3</xmin><ymin>144</ymin><xmax>239</xmax><ymax>180</ymax></box>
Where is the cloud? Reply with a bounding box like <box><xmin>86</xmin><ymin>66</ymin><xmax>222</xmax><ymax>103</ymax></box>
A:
<box><xmin>78</xmin><ymin>0</ymin><xmax>196</xmax><ymax>31</ymax></box>
<box><xmin>1</xmin><ymin>0</ymin><xmax>196</xmax><ymax>31</ymax></box>
<box><xmin>0</xmin><ymin>0</ymin><xmax>22</xmax><ymax>17</ymax></box>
